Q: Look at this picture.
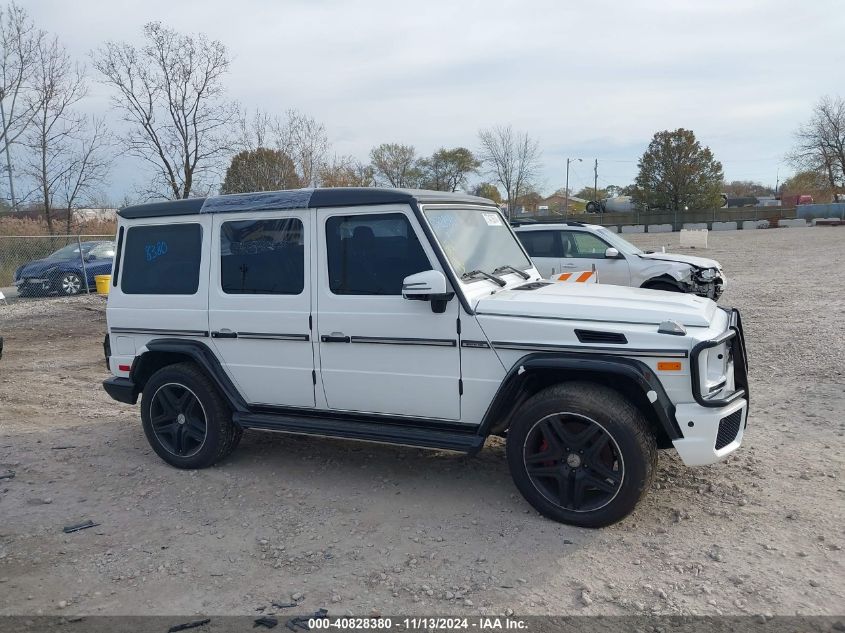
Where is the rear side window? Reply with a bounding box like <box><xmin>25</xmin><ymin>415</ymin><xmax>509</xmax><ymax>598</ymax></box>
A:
<box><xmin>220</xmin><ymin>218</ymin><xmax>304</xmax><ymax>294</ymax></box>
<box><xmin>326</xmin><ymin>213</ymin><xmax>430</xmax><ymax>295</ymax></box>
<box><xmin>517</xmin><ymin>230</ymin><xmax>560</xmax><ymax>257</ymax></box>
<box><xmin>121</xmin><ymin>224</ymin><xmax>202</xmax><ymax>295</ymax></box>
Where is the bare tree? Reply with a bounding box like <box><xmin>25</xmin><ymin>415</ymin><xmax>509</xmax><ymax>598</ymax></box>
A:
<box><xmin>234</xmin><ymin>108</ymin><xmax>275</xmax><ymax>152</ymax></box>
<box><xmin>93</xmin><ymin>22</ymin><xmax>237</xmax><ymax>199</ymax></box>
<box><xmin>477</xmin><ymin>125</ymin><xmax>541</xmax><ymax>218</ymax></box>
<box><xmin>369</xmin><ymin>143</ymin><xmax>419</xmax><ymax>187</ymax></box>
<box><xmin>789</xmin><ymin>96</ymin><xmax>845</xmax><ymax>193</ymax></box>
<box><xmin>280</xmin><ymin>110</ymin><xmax>329</xmax><ymax>187</ymax></box>
<box><xmin>24</xmin><ymin>33</ymin><xmax>87</xmax><ymax>233</ymax></box>
<box><xmin>0</xmin><ymin>2</ymin><xmax>44</xmax><ymax>209</ymax></box>
<box><xmin>235</xmin><ymin>108</ymin><xmax>330</xmax><ymax>187</ymax></box>
<box><xmin>56</xmin><ymin>116</ymin><xmax>111</xmax><ymax>234</ymax></box>
<box><xmin>318</xmin><ymin>154</ymin><xmax>375</xmax><ymax>187</ymax></box>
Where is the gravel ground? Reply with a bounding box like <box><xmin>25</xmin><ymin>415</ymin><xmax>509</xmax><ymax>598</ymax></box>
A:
<box><xmin>0</xmin><ymin>226</ymin><xmax>842</xmax><ymax>617</ymax></box>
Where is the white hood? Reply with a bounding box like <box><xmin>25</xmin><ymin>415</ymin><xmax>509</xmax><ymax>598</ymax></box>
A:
<box><xmin>638</xmin><ymin>252</ymin><xmax>720</xmax><ymax>270</ymax></box>
<box><xmin>475</xmin><ymin>281</ymin><xmax>719</xmax><ymax>327</ymax></box>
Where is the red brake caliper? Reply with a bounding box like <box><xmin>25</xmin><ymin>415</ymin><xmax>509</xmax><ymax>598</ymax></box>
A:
<box><xmin>539</xmin><ymin>439</ymin><xmax>554</xmax><ymax>467</ymax></box>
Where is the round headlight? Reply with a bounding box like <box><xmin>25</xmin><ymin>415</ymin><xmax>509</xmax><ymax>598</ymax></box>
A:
<box><xmin>699</xmin><ymin>268</ymin><xmax>716</xmax><ymax>280</ymax></box>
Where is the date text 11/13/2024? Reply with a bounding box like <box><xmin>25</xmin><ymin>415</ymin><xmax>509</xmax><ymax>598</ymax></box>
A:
<box><xmin>307</xmin><ymin>617</ymin><xmax>528</xmax><ymax>630</ymax></box>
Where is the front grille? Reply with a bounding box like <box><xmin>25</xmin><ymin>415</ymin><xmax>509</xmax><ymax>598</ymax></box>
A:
<box><xmin>715</xmin><ymin>409</ymin><xmax>743</xmax><ymax>449</ymax></box>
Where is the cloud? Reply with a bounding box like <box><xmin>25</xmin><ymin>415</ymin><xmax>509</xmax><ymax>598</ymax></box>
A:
<box><xmin>22</xmin><ymin>0</ymin><xmax>845</xmax><ymax>198</ymax></box>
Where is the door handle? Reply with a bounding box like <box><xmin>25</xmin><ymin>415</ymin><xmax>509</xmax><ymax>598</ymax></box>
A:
<box><xmin>561</xmin><ymin>264</ymin><xmax>577</xmax><ymax>268</ymax></box>
<box><xmin>321</xmin><ymin>334</ymin><xmax>350</xmax><ymax>343</ymax></box>
<box><xmin>211</xmin><ymin>329</ymin><xmax>238</xmax><ymax>339</ymax></box>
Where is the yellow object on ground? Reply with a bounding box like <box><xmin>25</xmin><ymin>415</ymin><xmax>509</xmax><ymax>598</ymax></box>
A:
<box><xmin>95</xmin><ymin>275</ymin><xmax>111</xmax><ymax>295</ymax></box>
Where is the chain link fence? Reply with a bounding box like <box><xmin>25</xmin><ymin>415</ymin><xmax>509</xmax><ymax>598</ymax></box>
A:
<box><xmin>0</xmin><ymin>235</ymin><xmax>116</xmax><ymax>299</ymax></box>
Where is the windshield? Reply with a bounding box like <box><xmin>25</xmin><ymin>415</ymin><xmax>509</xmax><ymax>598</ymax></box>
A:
<box><xmin>596</xmin><ymin>227</ymin><xmax>643</xmax><ymax>256</ymax></box>
<box><xmin>48</xmin><ymin>243</ymin><xmax>92</xmax><ymax>260</ymax></box>
<box><xmin>423</xmin><ymin>207</ymin><xmax>532</xmax><ymax>279</ymax></box>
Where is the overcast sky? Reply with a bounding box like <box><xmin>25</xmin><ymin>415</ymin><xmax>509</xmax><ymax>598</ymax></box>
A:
<box><xmin>25</xmin><ymin>0</ymin><xmax>845</xmax><ymax>201</ymax></box>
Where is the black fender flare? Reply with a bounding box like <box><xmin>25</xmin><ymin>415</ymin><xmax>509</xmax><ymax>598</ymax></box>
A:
<box><xmin>477</xmin><ymin>353</ymin><xmax>682</xmax><ymax>443</ymax></box>
<box><xmin>131</xmin><ymin>338</ymin><xmax>248</xmax><ymax>412</ymax></box>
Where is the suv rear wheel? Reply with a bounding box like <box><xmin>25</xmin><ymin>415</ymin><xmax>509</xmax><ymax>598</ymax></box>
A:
<box><xmin>506</xmin><ymin>382</ymin><xmax>657</xmax><ymax>528</ymax></box>
<box><xmin>140</xmin><ymin>362</ymin><xmax>240</xmax><ymax>469</ymax></box>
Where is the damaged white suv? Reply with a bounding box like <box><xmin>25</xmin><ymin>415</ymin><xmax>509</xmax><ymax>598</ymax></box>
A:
<box><xmin>103</xmin><ymin>188</ymin><xmax>749</xmax><ymax>527</ymax></box>
<box><xmin>514</xmin><ymin>222</ymin><xmax>726</xmax><ymax>300</ymax></box>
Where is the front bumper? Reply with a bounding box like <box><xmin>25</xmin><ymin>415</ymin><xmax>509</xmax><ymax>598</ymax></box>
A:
<box><xmin>672</xmin><ymin>397</ymin><xmax>747</xmax><ymax>465</ymax></box>
<box><xmin>103</xmin><ymin>377</ymin><xmax>138</xmax><ymax>405</ymax></box>
<box><xmin>14</xmin><ymin>278</ymin><xmax>48</xmax><ymax>286</ymax></box>
<box><xmin>672</xmin><ymin>307</ymin><xmax>749</xmax><ymax>466</ymax></box>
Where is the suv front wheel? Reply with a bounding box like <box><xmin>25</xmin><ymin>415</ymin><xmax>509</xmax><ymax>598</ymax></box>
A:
<box><xmin>140</xmin><ymin>362</ymin><xmax>241</xmax><ymax>469</ymax></box>
<box><xmin>506</xmin><ymin>382</ymin><xmax>657</xmax><ymax>527</ymax></box>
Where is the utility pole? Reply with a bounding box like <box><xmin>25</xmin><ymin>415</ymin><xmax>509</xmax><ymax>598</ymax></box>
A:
<box><xmin>593</xmin><ymin>159</ymin><xmax>598</xmax><ymax>203</ymax></box>
<box><xmin>564</xmin><ymin>157</ymin><xmax>581</xmax><ymax>219</ymax></box>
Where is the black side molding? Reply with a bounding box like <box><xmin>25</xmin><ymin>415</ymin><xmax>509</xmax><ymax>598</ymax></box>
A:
<box><xmin>236</xmin><ymin>410</ymin><xmax>484</xmax><ymax>454</ymax></box>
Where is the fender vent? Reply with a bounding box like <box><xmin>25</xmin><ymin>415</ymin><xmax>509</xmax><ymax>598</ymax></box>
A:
<box><xmin>574</xmin><ymin>329</ymin><xmax>628</xmax><ymax>344</ymax></box>
<box><xmin>715</xmin><ymin>409</ymin><xmax>743</xmax><ymax>449</ymax></box>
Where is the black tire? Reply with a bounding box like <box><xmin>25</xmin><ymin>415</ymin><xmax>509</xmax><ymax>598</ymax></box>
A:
<box><xmin>58</xmin><ymin>272</ymin><xmax>83</xmax><ymax>295</ymax></box>
<box><xmin>506</xmin><ymin>382</ymin><xmax>657</xmax><ymax>528</ymax></box>
<box><xmin>140</xmin><ymin>362</ymin><xmax>239</xmax><ymax>469</ymax></box>
<box><xmin>643</xmin><ymin>280</ymin><xmax>683</xmax><ymax>293</ymax></box>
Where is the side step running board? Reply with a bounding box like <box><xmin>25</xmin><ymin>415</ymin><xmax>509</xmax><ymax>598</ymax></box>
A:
<box><xmin>234</xmin><ymin>411</ymin><xmax>485</xmax><ymax>455</ymax></box>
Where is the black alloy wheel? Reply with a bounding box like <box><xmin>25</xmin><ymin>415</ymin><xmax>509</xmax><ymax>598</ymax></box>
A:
<box><xmin>148</xmin><ymin>383</ymin><xmax>208</xmax><ymax>458</ymax></box>
<box><xmin>141</xmin><ymin>362</ymin><xmax>241</xmax><ymax>469</ymax></box>
<box><xmin>506</xmin><ymin>382</ymin><xmax>657</xmax><ymax>527</ymax></box>
<box><xmin>523</xmin><ymin>412</ymin><xmax>624</xmax><ymax>513</ymax></box>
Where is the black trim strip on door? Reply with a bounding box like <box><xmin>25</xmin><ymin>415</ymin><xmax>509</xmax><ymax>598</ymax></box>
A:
<box><xmin>460</xmin><ymin>340</ymin><xmax>490</xmax><ymax>349</ymax></box>
<box><xmin>491</xmin><ymin>341</ymin><xmax>688</xmax><ymax>358</ymax></box>
<box><xmin>349</xmin><ymin>336</ymin><xmax>457</xmax><ymax>347</ymax></box>
<box><xmin>110</xmin><ymin>327</ymin><xmax>208</xmax><ymax>337</ymax></box>
<box><xmin>237</xmin><ymin>332</ymin><xmax>310</xmax><ymax>341</ymax></box>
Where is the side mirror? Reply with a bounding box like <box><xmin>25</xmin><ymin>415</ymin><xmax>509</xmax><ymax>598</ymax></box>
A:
<box><xmin>402</xmin><ymin>270</ymin><xmax>454</xmax><ymax>314</ymax></box>
<box><xmin>605</xmin><ymin>247</ymin><xmax>621</xmax><ymax>259</ymax></box>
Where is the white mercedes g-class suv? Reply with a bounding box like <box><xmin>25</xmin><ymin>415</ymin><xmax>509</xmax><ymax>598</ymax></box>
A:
<box><xmin>513</xmin><ymin>221</ymin><xmax>726</xmax><ymax>300</ymax></box>
<box><xmin>103</xmin><ymin>188</ymin><xmax>749</xmax><ymax>527</ymax></box>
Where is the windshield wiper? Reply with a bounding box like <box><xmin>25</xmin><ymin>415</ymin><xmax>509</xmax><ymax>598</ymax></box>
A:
<box><xmin>492</xmin><ymin>264</ymin><xmax>530</xmax><ymax>280</ymax></box>
<box><xmin>460</xmin><ymin>269</ymin><xmax>506</xmax><ymax>286</ymax></box>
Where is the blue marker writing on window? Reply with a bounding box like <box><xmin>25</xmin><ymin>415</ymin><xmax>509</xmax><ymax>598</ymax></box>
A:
<box><xmin>145</xmin><ymin>241</ymin><xmax>168</xmax><ymax>262</ymax></box>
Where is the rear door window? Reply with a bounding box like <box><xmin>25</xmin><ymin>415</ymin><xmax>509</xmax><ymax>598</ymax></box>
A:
<box><xmin>517</xmin><ymin>230</ymin><xmax>561</xmax><ymax>257</ymax></box>
<box><xmin>220</xmin><ymin>218</ymin><xmax>304</xmax><ymax>295</ymax></box>
<box><xmin>121</xmin><ymin>224</ymin><xmax>202</xmax><ymax>294</ymax></box>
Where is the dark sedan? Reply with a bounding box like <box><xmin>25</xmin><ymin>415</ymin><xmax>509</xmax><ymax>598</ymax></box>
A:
<box><xmin>13</xmin><ymin>241</ymin><xmax>115</xmax><ymax>297</ymax></box>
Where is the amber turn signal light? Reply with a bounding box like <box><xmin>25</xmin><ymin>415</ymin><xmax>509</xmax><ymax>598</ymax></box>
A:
<box><xmin>657</xmin><ymin>361</ymin><xmax>682</xmax><ymax>371</ymax></box>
